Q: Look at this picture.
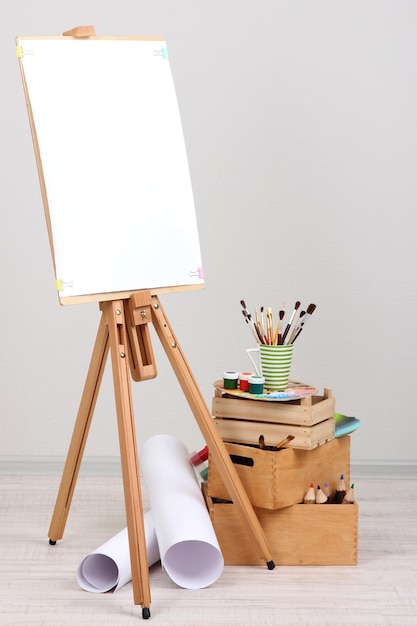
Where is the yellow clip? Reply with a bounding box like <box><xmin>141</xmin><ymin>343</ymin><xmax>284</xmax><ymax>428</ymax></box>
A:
<box><xmin>55</xmin><ymin>279</ymin><xmax>63</xmax><ymax>291</ymax></box>
<box><xmin>16</xmin><ymin>45</ymin><xmax>24</xmax><ymax>58</ymax></box>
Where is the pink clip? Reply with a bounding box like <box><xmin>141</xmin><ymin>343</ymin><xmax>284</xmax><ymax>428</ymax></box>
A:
<box><xmin>190</xmin><ymin>267</ymin><xmax>204</xmax><ymax>279</ymax></box>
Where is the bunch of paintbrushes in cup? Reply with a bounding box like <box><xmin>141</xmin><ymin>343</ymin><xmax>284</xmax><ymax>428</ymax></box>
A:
<box><xmin>240</xmin><ymin>300</ymin><xmax>316</xmax><ymax>345</ymax></box>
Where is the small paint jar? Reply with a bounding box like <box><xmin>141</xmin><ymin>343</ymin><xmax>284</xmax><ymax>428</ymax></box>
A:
<box><xmin>239</xmin><ymin>371</ymin><xmax>252</xmax><ymax>392</ymax></box>
<box><xmin>223</xmin><ymin>371</ymin><xmax>239</xmax><ymax>389</ymax></box>
<box><xmin>189</xmin><ymin>445</ymin><xmax>209</xmax><ymax>466</ymax></box>
<box><xmin>249</xmin><ymin>375</ymin><xmax>264</xmax><ymax>394</ymax></box>
<box><xmin>189</xmin><ymin>445</ymin><xmax>209</xmax><ymax>482</ymax></box>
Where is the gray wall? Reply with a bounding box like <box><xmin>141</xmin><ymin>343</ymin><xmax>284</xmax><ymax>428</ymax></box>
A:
<box><xmin>1</xmin><ymin>1</ymin><xmax>416</xmax><ymax>469</ymax></box>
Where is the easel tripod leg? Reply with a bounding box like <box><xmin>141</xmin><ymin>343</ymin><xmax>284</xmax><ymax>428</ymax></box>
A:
<box><xmin>103</xmin><ymin>301</ymin><xmax>151</xmax><ymax>616</ymax></box>
<box><xmin>151</xmin><ymin>296</ymin><xmax>275</xmax><ymax>569</ymax></box>
<box><xmin>48</xmin><ymin>314</ymin><xmax>109</xmax><ymax>543</ymax></box>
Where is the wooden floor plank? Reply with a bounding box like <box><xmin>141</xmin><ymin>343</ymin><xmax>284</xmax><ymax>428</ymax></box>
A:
<box><xmin>0</xmin><ymin>475</ymin><xmax>416</xmax><ymax>625</ymax></box>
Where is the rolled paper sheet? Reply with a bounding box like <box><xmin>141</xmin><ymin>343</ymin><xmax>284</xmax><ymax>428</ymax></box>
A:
<box><xmin>140</xmin><ymin>434</ymin><xmax>224</xmax><ymax>589</ymax></box>
<box><xmin>77</xmin><ymin>510</ymin><xmax>160</xmax><ymax>593</ymax></box>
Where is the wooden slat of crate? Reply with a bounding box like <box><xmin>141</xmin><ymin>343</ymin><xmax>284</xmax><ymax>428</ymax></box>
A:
<box><xmin>214</xmin><ymin>416</ymin><xmax>335</xmax><ymax>450</ymax></box>
<box><xmin>203</xmin><ymin>484</ymin><xmax>358</xmax><ymax>566</ymax></box>
<box><xmin>212</xmin><ymin>387</ymin><xmax>335</xmax><ymax>427</ymax></box>
<box><xmin>208</xmin><ymin>436</ymin><xmax>350</xmax><ymax>510</ymax></box>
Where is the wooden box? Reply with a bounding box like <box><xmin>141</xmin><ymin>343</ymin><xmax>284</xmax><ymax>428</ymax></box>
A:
<box><xmin>203</xmin><ymin>484</ymin><xmax>358</xmax><ymax>566</ymax></box>
<box><xmin>212</xmin><ymin>386</ymin><xmax>335</xmax><ymax>427</ymax></box>
<box><xmin>213</xmin><ymin>416</ymin><xmax>335</xmax><ymax>450</ymax></box>
<box><xmin>208</xmin><ymin>436</ymin><xmax>350</xmax><ymax>510</ymax></box>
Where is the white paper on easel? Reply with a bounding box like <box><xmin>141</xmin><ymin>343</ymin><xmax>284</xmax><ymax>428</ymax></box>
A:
<box><xmin>76</xmin><ymin>511</ymin><xmax>159</xmax><ymax>593</ymax></box>
<box><xmin>140</xmin><ymin>434</ymin><xmax>224</xmax><ymax>589</ymax></box>
<box><xmin>18</xmin><ymin>38</ymin><xmax>204</xmax><ymax>299</ymax></box>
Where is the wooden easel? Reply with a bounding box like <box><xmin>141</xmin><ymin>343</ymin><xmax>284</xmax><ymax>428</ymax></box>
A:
<box><xmin>18</xmin><ymin>25</ymin><xmax>275</xmax><ymax>619</ymax></box>
<box><xmin>48</xmin><ymin>291</ymin><xmax>275</xmax><ymax>619</ymax></box>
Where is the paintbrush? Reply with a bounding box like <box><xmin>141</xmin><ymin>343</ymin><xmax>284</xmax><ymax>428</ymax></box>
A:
<box><xmin>266</xmin><ymin>307</ymin><xmax>273</xmax><ymax>344</ymax></box>
<box><xmin>287</xmin><ymin>310</ymin><xmax>305</xmax><ymax>344</ymax></box>
<box><xmin>242</xmin><ymin>310</ymin><xmax>260</xmax><ymax>343</ymax></box>
<box><xmin>291</xmin><ymin>303</ymin><xmax>316</xmax><ymax>344</ymax></box>
<box><xmin>282</xmin><ymin>300</ymin><xmax>300</xmax><ymax>344</ymax></box>
<box><xmin>260</xmin><ymin>306</ymin><xmax>265</xmax><ymax>334</ymax></box>
<box><xmin>277</xmin><ymin>309</ymin><xmax>285</xmax><ymax>344</ymax></box>
<box><xmin>241</xmin><ymin>300</ymin><xmax>264</xmax><ymax>343</ymax></box>
<box><xmin>272</xmin><ymin>309</ymin><xmax>285</xmax><ymax>345</ymax></box>
<box><xmin>275</xmin><ymin>434</ymin><xmax>295</xmax><ymax>449</ymax></box>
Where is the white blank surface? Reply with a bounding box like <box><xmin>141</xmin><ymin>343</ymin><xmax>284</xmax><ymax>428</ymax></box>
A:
<box><xmin>18</xmin><ymin>38</ymin><xmax>203</xmax><ymax>300</ymax></box>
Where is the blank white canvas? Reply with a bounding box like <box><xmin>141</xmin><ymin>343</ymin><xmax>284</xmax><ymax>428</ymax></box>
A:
<box><xmin>18</xmin><ymin>38</ymin><xmax>204</xmax><ymax>301</ymax></box>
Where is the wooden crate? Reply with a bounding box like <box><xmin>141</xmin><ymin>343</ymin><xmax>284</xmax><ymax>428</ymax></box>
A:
<box><xmin>203</xmin><ymin>484</ymin><xmax>358</xmax><ymax>566</ymax></box>
<box><xmin>208</xmin><ymin>436</ymin><xmax>350</xmax><ymax>510</ymax></box>
<box><xmin>213</xmin><ymin>416</ymin><xmax>335</xmax><ymax>450</ymax></box>
<box><xmin>212</xmin><ymin>387</ymin><xmax>335</xmax><ymax>427</ymax></box>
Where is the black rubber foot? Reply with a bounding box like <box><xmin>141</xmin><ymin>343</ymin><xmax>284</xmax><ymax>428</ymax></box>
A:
<box><xmin>142</xmin><ymin>607</ymin><xmax>151</xmax><ymax>619</ymax></box>
<box><xmin>267</xmin><ymin>560</ymin><xmax>275</xmax><ymax>570</ymax></box>
<box><xmin>49</xmin><ymin>539</ymin><xmax>57</xmax><ymax>545</ymax></box>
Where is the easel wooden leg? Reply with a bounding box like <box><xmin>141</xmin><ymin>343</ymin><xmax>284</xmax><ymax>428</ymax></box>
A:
<box><xmin>150</xmin><ymin>296</ymin><xmax>275</xmax><ymax>568</ymax></box>
<box><xmin>103</xmin><ymin>301</ymin><xmax>151</xmax><ymax>617</ymax></box>
<box><xmin>48</xmin><ymin>314</ymin><xmax>109</xmax><ymax>543</ymax></box>
<box><xmin>48</xmin><ymin>302</ymin><xmax>151</xmax><ymax>617</ymax></box>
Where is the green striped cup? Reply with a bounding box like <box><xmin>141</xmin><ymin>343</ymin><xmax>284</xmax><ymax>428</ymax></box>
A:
<box><xmin>260</xmin><ymin>344</ymin><xmax>293</xmax><ymax>390</ymax></box>
<box><xmin>247</xmin><ymin>344</ymin><xmax>294</xmax><ymax>391</ymax></box>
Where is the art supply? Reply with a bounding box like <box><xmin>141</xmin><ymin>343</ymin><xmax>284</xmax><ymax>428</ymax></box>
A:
<box><xmin>223</xmin><ymin>371</ymin><xmax>239</xmax><ymax>390</ymax></box>
<box><xmin>323</xmin><ymin>481</ymin><xmax>331</xmax><ymax>501</ymax></box>
<box><xmin>17</xmin><ymin>31</ymin><xmax>278</xmax><ymax>618</ymax></box>
<box><xmin>343</xmin><ymin>484</ymin><xmax>355</xmax><ymax>504</ymax></box>
<box><xmin>273</xmin><ymin>309</ymin><xmax>285</xmax><ymax>345</ymax></box>
<box><xmin>240</xmin><ymin>299</ymin><xmax>316</xmax><ymax>346</ymax></box>
<box><xmin>266</xmin><ymin>307</ymin><xmax>273</xmax><ymax>344</ymax></box>
<box><xmin>248</xmin><ymin>375</ymin><xmax>264</xmax><ymax>394</ymax></box>
<box><xmin>334</xmin><ymin>413</ymin><xmax>362</xmax><ymax>437</ymax></box>
<box><xmin>241</xmin><ymin>300</ymin><xmax>264</xmax><ymax>344</ymax></box>
<box><xmin>189</xmin><ymin>445</ymin><xmax>209</xmax><ymax>466</ymax></box>
<box><xmin>315</xmin><ymin>485</ymin><xmax>328</xmax><ymax>504</ymax></box>
<box><xmin>275</xmin><ymin>434</ymin><xmax>295</xmax><ymax>450</ymax></box>
<box><xmin>281</xmin><ymin>300</ymin><xmax>300</xmax><ymax>343</ymax></box>
<box><xmin>334</xmin><ymin>473</ymin><xmax>347</xmax><ymax>504</ymax></box>
<box><xmin>189</xmin><ymin>445</ymin><xmax>209</xmax><ymax>482</ymax></box>
<box><xmin>258</xmin><ymin>435</ymin><xmax>266</xmax><ymax>449</ymax></box>
<box><xmin>287</xmin><ymin>310</ymin><xmax>305</xmax><ymax>344</ymax></box>
<box><xmin>303</xmin><ymin>483</ymin><xmax>316</xmax><ymax>504</ymax></box>
<box><xmin>77</xmin><ymin>512</ymin><xmax>160</xmax><ymax>593</ymax></box>
<box><xmin>242</xmin><ymin>310</ymin><xmax>261</xmax><ymax>344</ymax></box>
<box><xmin>247</xmin><ymin>344</ymin><xmax>294</xmax><ymax>391</ymax></box>
<box><xmin>238</xmin><ymin>371</ymin><xmax>252</xmax><ymax>392</ymax></box>
<box><xmin>141</xmin><ymin>434</ymin><xmax>224</xmax><ymax>589</ymax></box>
<box><xmin>291</xmin><ymin>303</ymin><xmax>317</xmax><ymax>344</ymax></box>
<box><xmin>18</xmin><ymin>35</ymin><xmax>205</xmax><ymax>302</ymax></box>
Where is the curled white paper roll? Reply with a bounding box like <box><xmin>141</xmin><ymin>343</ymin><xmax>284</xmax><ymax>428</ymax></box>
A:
<box><xmin>141</xmin><ymin>434</ymin><xmax>224</xmax><ymax>589</ymax></box>
<box><xmin>77</xmin><ymin>510</ymin><xmax>159</xmax><ymax>593</ymax></box>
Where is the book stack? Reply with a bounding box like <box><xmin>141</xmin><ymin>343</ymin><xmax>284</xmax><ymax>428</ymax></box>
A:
<box><xmin>204</xmin><ymin>384</ymin><xmax>358</xmax><ymax>566</ymax></box>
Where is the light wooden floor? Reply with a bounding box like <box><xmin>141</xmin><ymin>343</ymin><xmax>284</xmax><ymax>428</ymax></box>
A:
<box><xmin>1</xmin><ymin>474</ymin><xmax>416</xmax><ymax>625</ymax></box>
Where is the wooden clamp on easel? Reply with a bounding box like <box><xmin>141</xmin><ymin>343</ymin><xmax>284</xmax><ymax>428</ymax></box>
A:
<box><xmin>16</xmin><ymin>26</ymin><xmax>275</xmax><ymax>620</ymax></box>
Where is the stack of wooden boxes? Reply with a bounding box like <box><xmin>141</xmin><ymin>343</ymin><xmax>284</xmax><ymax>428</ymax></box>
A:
<box><xmin>204</xmin><ymin>385</ymin><xmax>358</xmax><ymax>566</ymax></box>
